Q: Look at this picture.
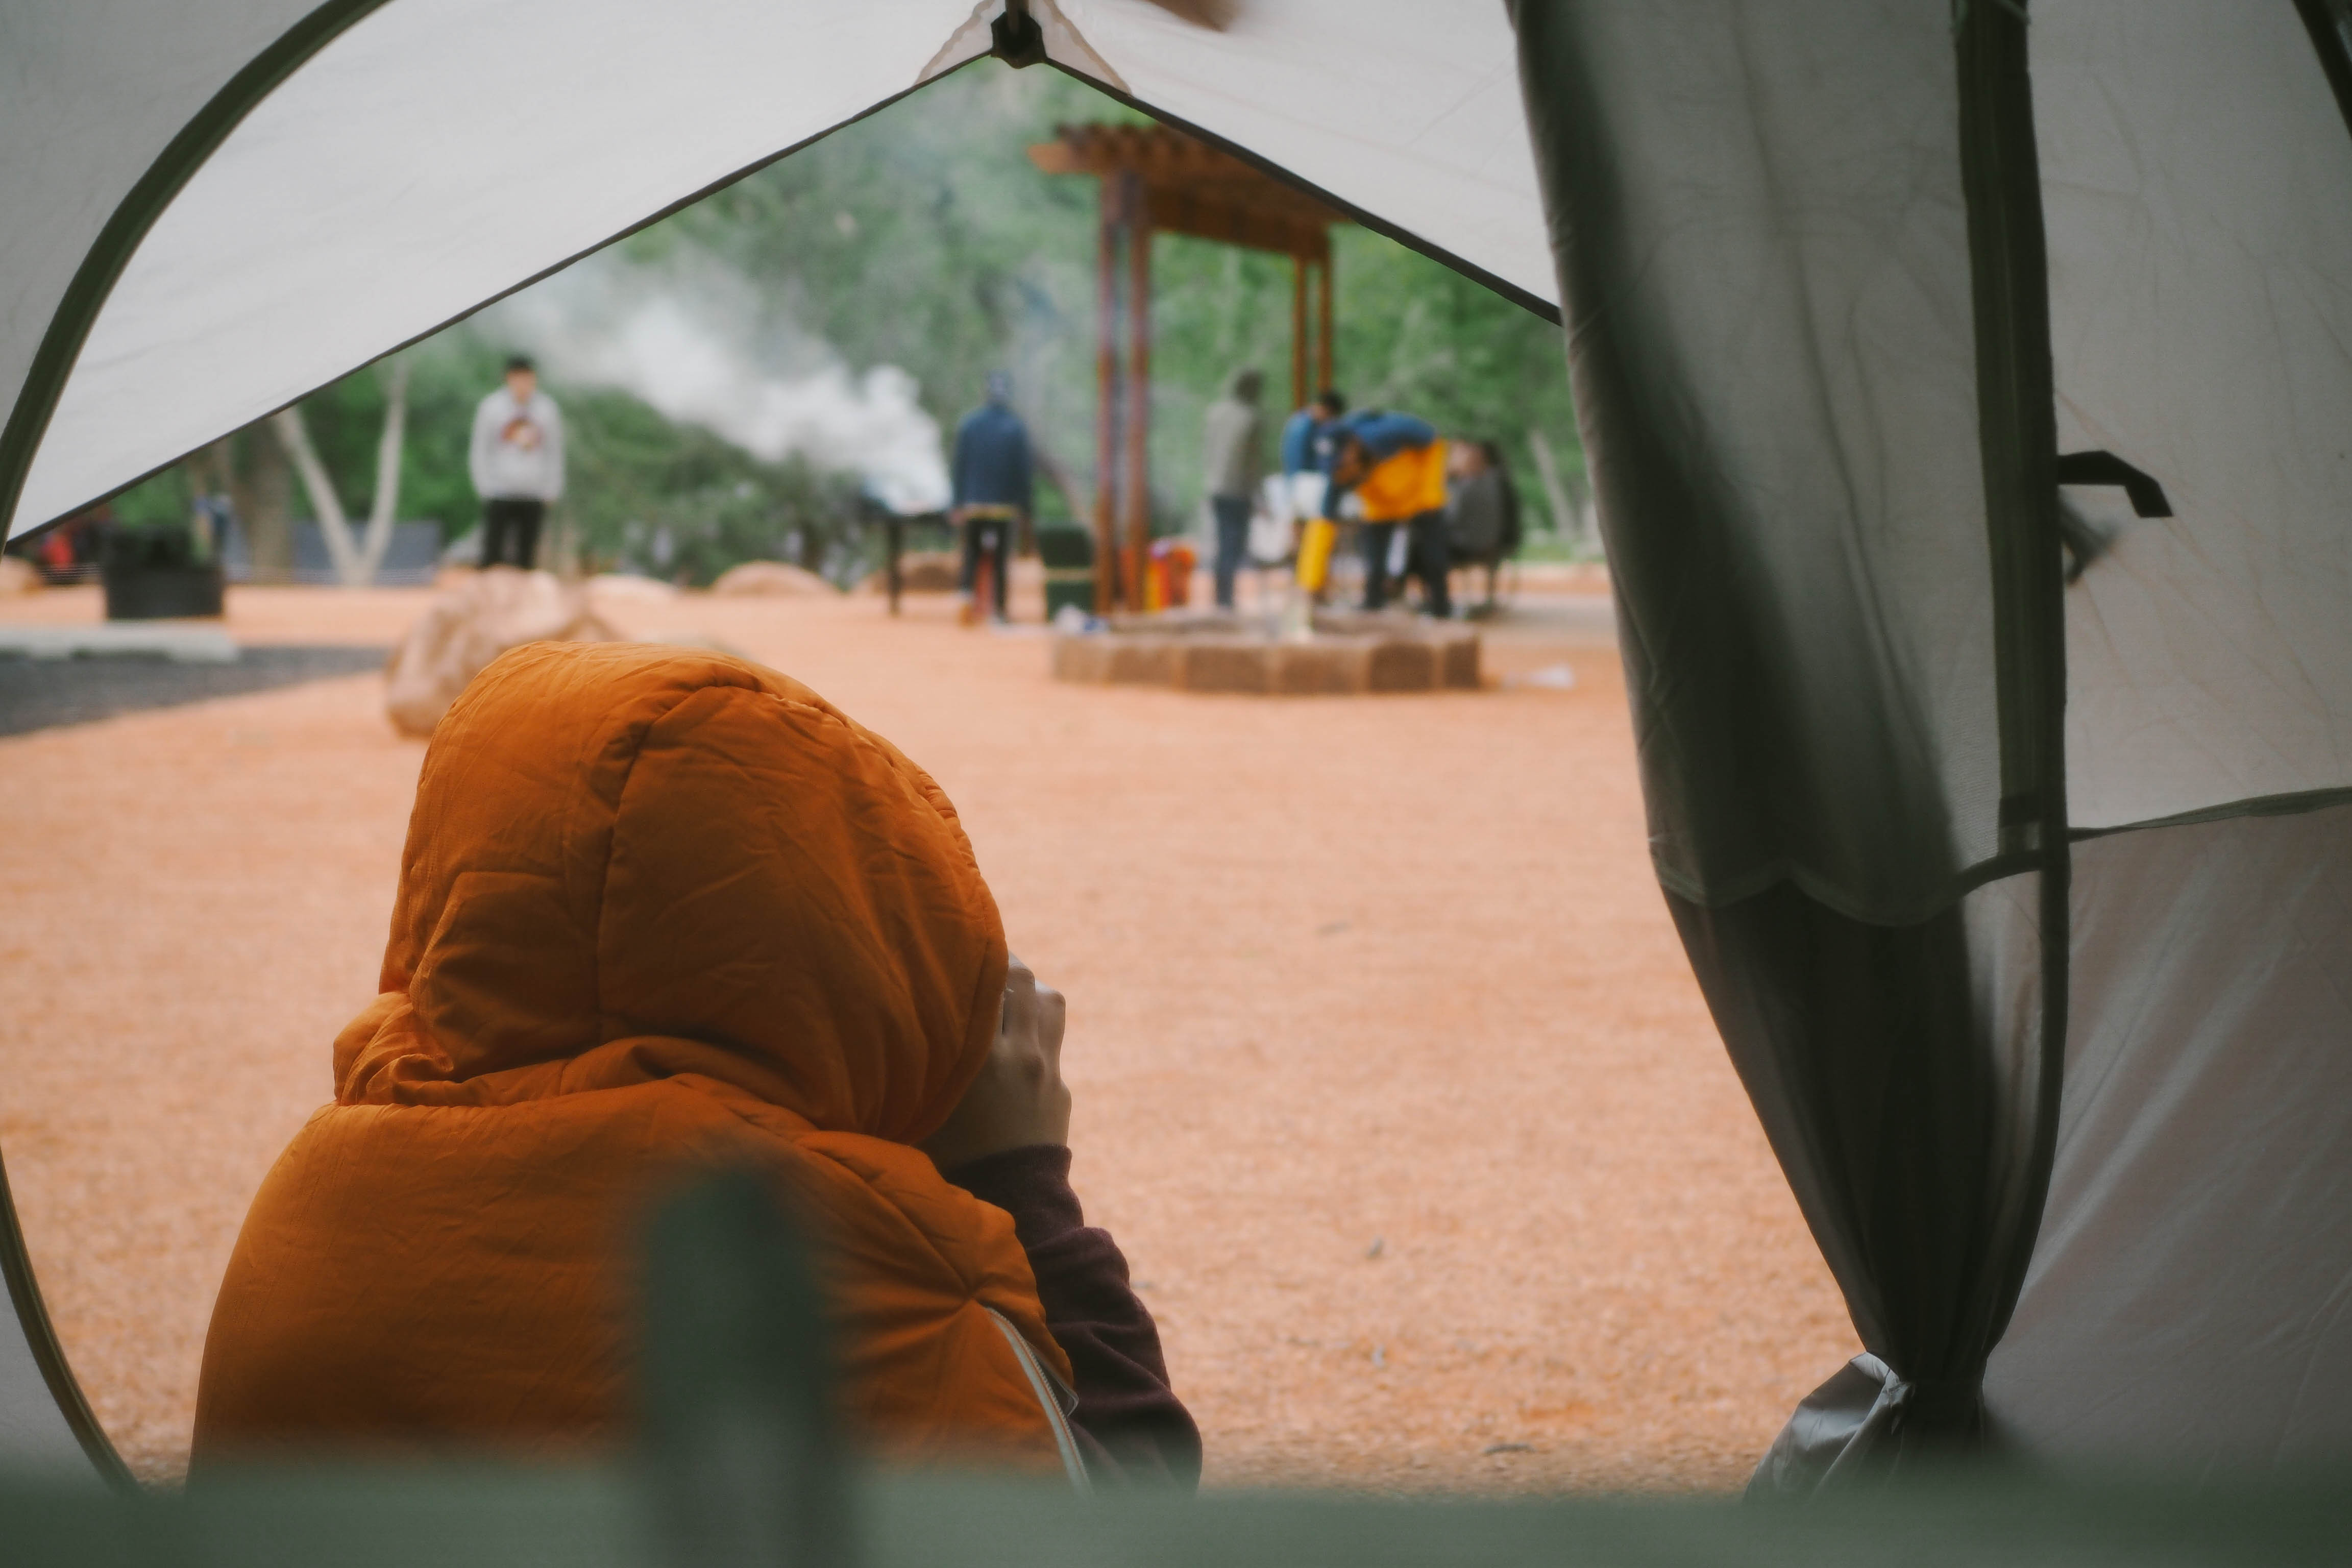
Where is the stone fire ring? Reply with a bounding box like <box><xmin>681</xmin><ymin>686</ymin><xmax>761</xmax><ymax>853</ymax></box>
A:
<box><xmin>1051</xmin><ymin>609</ymin><xmax>1480</xmax><ymax>695</ymax></box>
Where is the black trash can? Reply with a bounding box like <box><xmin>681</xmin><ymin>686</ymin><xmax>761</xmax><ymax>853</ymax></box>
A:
<box><xmin>101</xmin><ymin>524</ymin><xmax>225</xmax><ymax>619</ymax></box>
<box><xmin>1037</xmin><ymin>524</ymin><xmax>1095</xmax><ymax>620</ymax></box>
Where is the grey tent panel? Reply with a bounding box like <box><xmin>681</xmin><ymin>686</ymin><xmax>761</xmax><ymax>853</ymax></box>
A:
<box><xmin>1678</xmin><ymin>868</ymin><xmax>2047</xmax><ymax>1493</ymax></box>
<box><xmin>1520</xmin><ymin>0</ymin><xmax>2352</xmax><ymax>1487</ymax></box>
<box><xmin>0</xmin><ymin>0</ymin><xmax>345</xmax><ymax>529</ymax></box>
<box><xmin>1987</xmin><ymin>802</ymin><xmax>2352</xmax><ymax>1465</ymax></box>
<box><xmin>0</xmin><ymin>1309</ymin><xmax>84</xmax><ymax>1474</ymax></box>
<box><xmin>0</xmin><ymin>1157</ymin><xmax>114</xmax><ymax>1479</ymax></box>
<box><xmin>1513</xmin><ymin>0</ymin><xmax>2006</xmax><ymax>927</ymax></box>
<box><xmin>2039</xmin><ymin>0</ymin><xmax>2352</xmax><ymax>832</ymax></box>
<box><xmin>0</xmin><ymin>0</ymin><xmax>321</xmax><ymax>419</ymax></box>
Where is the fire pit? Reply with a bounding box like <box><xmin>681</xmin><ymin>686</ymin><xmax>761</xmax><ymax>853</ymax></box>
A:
<box><xmin>1051</xmin><ymin>609</ymin><xmax>1479</xmax><ymax>695</ymax></box>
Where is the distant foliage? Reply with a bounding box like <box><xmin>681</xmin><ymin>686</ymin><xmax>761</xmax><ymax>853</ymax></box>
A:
<box><xmin>657</xmin><ymin>62</ymin><xmax>1583</xmax><ymax>534</ymax></box>
<box><xmin>104</xmin><ymin>61</ymin><xmax>1583</xmax><ymax>569</ymax></box>
<box><xmin>561</xmin><ymin>387</ymin><xmax>868</xmax><ymax>587</ymax></box>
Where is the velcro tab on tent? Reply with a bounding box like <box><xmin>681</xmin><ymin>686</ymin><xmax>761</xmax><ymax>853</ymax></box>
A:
<box><xmin>2054</xmin><ymin>450</ymin><xmax>2173</xmax><ymax>517</ymax></box>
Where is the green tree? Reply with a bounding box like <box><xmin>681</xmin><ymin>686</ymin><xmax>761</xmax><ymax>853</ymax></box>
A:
<box><xmin>103</xmin><ymin>59</ymin><xmax>1584</xmax><ymax>574</ymax></box>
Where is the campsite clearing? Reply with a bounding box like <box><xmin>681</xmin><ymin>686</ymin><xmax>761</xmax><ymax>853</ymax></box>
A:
<box><xmin>0</xmin><ymin>582</ymin><xmax>1855</xmax><ymax>1489</ymax></box>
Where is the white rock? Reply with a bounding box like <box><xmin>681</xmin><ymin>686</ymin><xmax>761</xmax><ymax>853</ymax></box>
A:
<box><xmin>384</xmin><ymin>568</ymin><xmax>620</xmax><ymax>738</ymax></box>
<box><xmin>709</xmin><ymin>560</ymin><xmax>836</xmax><ymax>597</ymax></box>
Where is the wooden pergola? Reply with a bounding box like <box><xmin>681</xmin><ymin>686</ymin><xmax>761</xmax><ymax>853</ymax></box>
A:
<box><xmin>1030</xmin><ymin>124</ymin><xmax>1344</xmax><ymax>614</ymax></box>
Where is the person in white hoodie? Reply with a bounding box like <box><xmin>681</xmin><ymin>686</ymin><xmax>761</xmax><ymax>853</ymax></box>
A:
<box><xmin>467</xmin><ymin>356</ymin><xmax>566</xmax><ymax>569</ymax></box>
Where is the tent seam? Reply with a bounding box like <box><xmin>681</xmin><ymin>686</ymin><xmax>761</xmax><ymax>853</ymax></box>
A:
<box><xmin>0</xmin><ymin>0</ymin><xmax>405</xmax><ymax>1482</ymax></box>
<box><xmin>1953</xmin><ymin>0</ymin><xmax>2072</xmax><ymax>1407</ymax></box>
<box><xmin>0</xmin><ymin>0</ymin><xmax>395</xmax><ymax>543</ymax></box>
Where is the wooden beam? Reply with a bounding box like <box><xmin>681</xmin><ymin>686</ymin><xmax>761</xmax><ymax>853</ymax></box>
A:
<box><xmin>1029</xmin><ymin>123</ymin><xmax>1346</xmax><ymax>254</ymax></box>
<box><xmin>1143</xmin><ymin>187</ymin><xmax>1331</xmax><ymax>258</ymax></box>
<box><xmin>1094</xmin><ymin>179</ymin><xmax>1120</xmax><ymax>617</ymax></box>
<box><xmin>1122</xmin><ymin>172</ymin><xmax>1153</xmax><ymax>610</ymax></box>
<box><xmin>1315</xmin><ymin>254</ymin><xmax>1334</xmax><ymax>400</ymax></box>
<box><xmin>1290</xmin><ymin>255</ymin><xmax>1309</xmax><ymax>415</ymax></box>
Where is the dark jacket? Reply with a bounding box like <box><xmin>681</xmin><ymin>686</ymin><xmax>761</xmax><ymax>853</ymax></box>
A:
<box><xmin>1446</xmin><ymin>468</ymin><xmax>1523</xmax><ymax>560</ymax></box>
<box><xmin>946</xmin><ymin>1145</ymin><xmax>1201</xmax><ymax>1487</ymax></box>
<box><xmin>951</xmin><ymin>402</ymin><xmax>1035</xmax><ymax>513</ymax></box>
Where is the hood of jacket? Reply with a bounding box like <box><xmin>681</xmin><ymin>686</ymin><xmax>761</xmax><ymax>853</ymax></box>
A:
<box><xmin>192</xmin><ymin>641</ymin><xmax>1071</xmax><ymax>1466</ymax></box>
<box><xmin>358</xmin><ymin>640</ymin><xmax>1006</xmax><ymax>1138</ymax></box>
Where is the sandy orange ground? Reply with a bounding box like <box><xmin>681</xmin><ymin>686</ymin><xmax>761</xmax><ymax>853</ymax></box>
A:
<box><xmin>0</xmin><ymin>581</ymin><xmax>1855</xmax><ymax>1490</ymax></box>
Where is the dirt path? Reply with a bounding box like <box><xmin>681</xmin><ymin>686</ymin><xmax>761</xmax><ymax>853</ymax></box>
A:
<box><xmin>0</xmin><ymin>584</ymin><xmax>1855</xmax><ymax>1488</ymax></box>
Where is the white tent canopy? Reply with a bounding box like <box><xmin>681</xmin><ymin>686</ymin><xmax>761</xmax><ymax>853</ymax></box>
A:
<box><xmin>1</xmin><ymin>0</ymin><xmax>1553</xmax><ymax>543</ymax></box>
<box><xmin>4</xmin><ymin>0</ymin><xmax>2350</xmax><ymax>1496</ymax></box>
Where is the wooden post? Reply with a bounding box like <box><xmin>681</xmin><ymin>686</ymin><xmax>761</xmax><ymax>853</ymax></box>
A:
<box><xmin>1290</xmin><ymin>254</ymin><xmax>1310</xmax><ymax>414</ymax></box>
<box><xmin>1094</xmin><ymin>179</ymin><xmax>1121</xmax><ymax>616</ymax></box>
<box><xmin>1315</xmin><ymin>251</ymin><xmax>1334</xmax><ymax>399</ymax></box>
<box><xmin>1121</xmin><ymin>171</ymin><xmax>1152</xmax><ymax>611</ymax></box>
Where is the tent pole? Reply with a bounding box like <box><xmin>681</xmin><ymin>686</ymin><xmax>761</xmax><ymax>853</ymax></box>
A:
<box><xmin>1957</xmin><ymin>0</ymin><xmax>2072</xmax><ymax>1366</ymax></box>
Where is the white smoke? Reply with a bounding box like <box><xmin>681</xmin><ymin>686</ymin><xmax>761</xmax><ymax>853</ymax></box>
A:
<box><xmin>480</xmin><ymin>247</ymin><xmax>951</xmax><ymax>514</ymax></box>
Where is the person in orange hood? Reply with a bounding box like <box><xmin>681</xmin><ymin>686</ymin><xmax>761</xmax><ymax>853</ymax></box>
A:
<box><xmin>192</xmin><ymin>642</ymin><xmax>1197</xmax><ymax>1485</ymax></box>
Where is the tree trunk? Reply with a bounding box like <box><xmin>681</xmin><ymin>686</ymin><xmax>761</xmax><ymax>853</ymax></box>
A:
<box><xmin>1527</xmin><ymin>429</ymin><xmax>1578</xmax><ymax>544</ymax></box>
<box><xmin>273</xmin><ymin>359</ymin><xmax>409</xmax><ymax>588</ymax></box>
<box><xmin>272</xmin><ymin>404</ymin><xmax>357</xmax><ymax>582</ymax></box>
<box><xmin>356</xmin><ymin>359</ymin><xmax>410</xmax><ymax>583</ymax></box>
<box><xmin>229</xmin><ymin>427</ymin><xmax>296</xmax><ymax>583</ymax></box>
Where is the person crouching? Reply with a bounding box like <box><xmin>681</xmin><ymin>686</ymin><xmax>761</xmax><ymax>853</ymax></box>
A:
<box><xmin>191</xmin><ymin>642</ymin><xmax>1198</xmax><ymax>1486</ymax></box>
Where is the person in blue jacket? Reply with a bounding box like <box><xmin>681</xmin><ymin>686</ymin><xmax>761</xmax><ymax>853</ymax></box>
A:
<box><xmin>950</xmin><ymin>372</ymin><xmax>1034</xmax><ymax>623</ymax></box>
<box><xmin>1277</xmin><ymin>388</ymin><xmax>1345</xmax><ymax>517</ymax></box>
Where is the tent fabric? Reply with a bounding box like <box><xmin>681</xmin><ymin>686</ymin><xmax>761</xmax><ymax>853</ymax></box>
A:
<box><xmin>7</xmin><ymin>0</ymin><xmax>2352</xmax><ymax>1494</ymax></box>
<box><xmin>1516</xmin><ymin>0</ymin><xmax>2352</xmax><ymax>1488</ymax></box>
<box><xmin>0</xmin><ymin>1157</ymin><xmax>110</xmax><ymax>1477</ymax></box>
<box><xmin>2041</xmin><ymin>1</ymin><xmax>2352</xmax><ymax>832</ymax></box>
<box><xmin>1986</xmin><ymin>802</ymin><xmax>2352</xmax><ymax>1464</ymax></box>
<box><xmin>0</xmin><ymin>0</ymin><xmax>321</xmax><ymax>528</ymax></box>
<box><xmin>1502</xmin><ymin>0</ymin><xmax>2009</xmax><ymax>927</ymax></box>
<box><xmin>1514</xmin><ymin>0</ymin><xmax>2067</xmax><ymax>1489</ymax></box>
<box><xmin>1671</xmin><ymin>869</ymin><xmax>2048</xmax><ymax>1492</ymax></box>
<box><xmin>2</xmin><ymin>0</ymin><xmax>1555</xmax><ymax>542</ymax></box>
<box><xmin>1989</xmin><ymin>0</ymin><xmax>2352</xmax><ymax>1468</ymax></box>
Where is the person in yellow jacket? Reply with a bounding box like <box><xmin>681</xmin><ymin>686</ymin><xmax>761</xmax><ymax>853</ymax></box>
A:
<box><xmin>1323</xmin><ymin>410</ymin><xmax>1451</xmax><ymax>616</ymax></box>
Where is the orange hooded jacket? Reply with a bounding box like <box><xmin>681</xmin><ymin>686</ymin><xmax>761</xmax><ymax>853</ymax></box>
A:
<box><xmin>193</xmin><ymin>642</ymin><xmax>1073</xmax><ymax>1468</ymax></box>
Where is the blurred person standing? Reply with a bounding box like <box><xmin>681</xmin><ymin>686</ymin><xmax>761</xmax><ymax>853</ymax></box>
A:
<box><xmin>950</xmin><ymin>372</ymin><xmax>1033</xmax><ymax>625</ymax></box>
<box><xmin>1444</xmin><ymin>438</ymin><xmax>1523</xmax><ymax>612</ymax></box>
<box><xmin>1200</xmin><ymin>368</ymin><xmax>1266</xmax><ymax>610</ymax></box>
<box><xmin>468</xmin><ymin>355</ymin><xmax>565</xmax><ymax>570</ymax></box>
<box><xmin>1279</xmin><ymin>389</ymin><xmax>1345</xmax><ymax>599</ymax></box>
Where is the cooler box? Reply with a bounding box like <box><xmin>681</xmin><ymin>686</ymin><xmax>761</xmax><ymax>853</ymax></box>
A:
<box><xmin>1037</xmin><ymin>524</ymin><xmax>1095</xmax><ymax>619</ymax></box>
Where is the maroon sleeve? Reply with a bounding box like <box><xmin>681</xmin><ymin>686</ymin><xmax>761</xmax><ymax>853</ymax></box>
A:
<box><xmin>943</xmin><ymin>1145</ymin><xmax>1202</xmax><ymax>1488</ymax></box>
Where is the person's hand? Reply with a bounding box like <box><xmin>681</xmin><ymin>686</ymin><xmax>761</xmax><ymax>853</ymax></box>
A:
<box><xmin>920</xmin><ymin>954</ymin><xmax>1071</xmax><ymax>1171</ymax></box>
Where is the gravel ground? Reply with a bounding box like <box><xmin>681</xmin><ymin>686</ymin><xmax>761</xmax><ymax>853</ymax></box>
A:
<box><xmin>0</xmin><ymin>646</ymin><xmax>390</xmax><ymax>738</ymax></box>
<box><xmin>0</xmin><ymin>583</ymin><xmax>1856</xmax><ymax>1490</ymax></box>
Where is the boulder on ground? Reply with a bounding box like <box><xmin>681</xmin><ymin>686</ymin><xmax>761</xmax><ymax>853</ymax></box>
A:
<box><xmin>587</xmin><ymin>572</ymin><xmax>679</xmax><ymax>605</ymax></box>
<box><xmin>855</xmin><ymin>551</ymin><xmax>961</xmax><ymax>595</ymax></box>
<box><xmin>710</xmin><ymin>560</ymin><xmax>836</xmax><ymax>597</ymax></box>
<box><xmin>384</xmin><ymin>568</ymin><xmax>620</xmax><ymax>738</ymax></box>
